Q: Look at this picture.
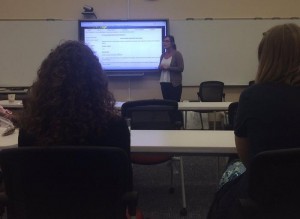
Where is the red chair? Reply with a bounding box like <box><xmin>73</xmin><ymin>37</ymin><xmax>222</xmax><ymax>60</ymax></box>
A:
<box><xmin>121</xmin><ymin>99</ymin><xmax>187</xmax><ymax>216</ymax></box>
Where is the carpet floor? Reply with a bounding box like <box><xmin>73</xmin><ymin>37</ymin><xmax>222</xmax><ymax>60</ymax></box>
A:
<box><xmin>132</xmin><ymin>156</ymin><xmax>228</xmax><ymax>219</ymax></box>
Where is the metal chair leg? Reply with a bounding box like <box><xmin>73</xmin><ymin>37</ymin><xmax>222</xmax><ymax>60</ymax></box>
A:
<box><xmin>169</xmin><ymin>160</ymin><xmax>175</xmax><ymax>193</ymax></box>
<box><xmin>214</xmin><ymin>111</ymin><xmax>216</xmax><ymax>130</ymax></box>
<box><xmin>199</xmin><ymin>113</ymin><xmax>204</xmax><ymax>129</ymax></box>
<box><xmin>179</xmin><ymin>157</ymin><xmax>187</xmax><ymax>216</ymax></box>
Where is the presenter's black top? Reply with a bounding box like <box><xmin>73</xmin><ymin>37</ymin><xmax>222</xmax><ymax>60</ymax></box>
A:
<box><xmin>235</xmin><ymin>83</ymin><xmax>300</xmax><ymax>159</ymax></box>
<box><xmin>18</xmin><ymin>116</ymin><xmax>131</xmax><ymax>156</ymax></box>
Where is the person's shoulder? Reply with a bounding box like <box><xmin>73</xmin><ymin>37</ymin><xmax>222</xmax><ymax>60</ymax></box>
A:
<box><xmin>107</xmin><ymin>115</ymin><xmax>127</xmax><ymax>128</ymax></box>
<box><xmin>108</xmin><ymin>114</ymin><xmax>123</xmax><ymax>122</ymax></box>
<box><xmin>105</xmin><ymin>115</ymin><xmax>130</xmax><ymax>143</ymax></box>
<box><xmin>241</xmin><ymin>83</ymin><xmax>273</xmax><ymax>97</ymax></box>
<box><xmin>239</xmin><ymin>83</ymin><xmax>269</xmax><ymax>105</ymax></box>
<box><xmin>18</xmin><ymin>128</ymin><xmax>36</xmax><ymax>147</ymax></box>
<box><xmin>244</xmin><ymin>82</ymin><xmax>298</xmax><ymax>94</ymax></box>
<box><xmin>240</xmin><ymin>82</ymin><xmax>300</xmax><ymax>104</ymax></box>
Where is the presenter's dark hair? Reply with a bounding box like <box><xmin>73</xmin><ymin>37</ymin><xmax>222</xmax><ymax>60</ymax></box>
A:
<box><xmin>164</xmin><ymin>35</ymin><xmax>177</xmax><ymax>50</ymax></box>
<box><xmin>20</xmin><ymin>40</ymin><xmax>117</xmax><ymax>145</ymax></box>
<box><xmin>256</xmin><ymin>23</ymin><xmax>300</xmax><ymax>85</ymax></box>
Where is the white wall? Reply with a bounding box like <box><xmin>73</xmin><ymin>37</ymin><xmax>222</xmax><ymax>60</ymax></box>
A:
<box><xmin>1</xmin><ymin>0</ymin><xmax>299</xmax><ymax>101</ymax></box>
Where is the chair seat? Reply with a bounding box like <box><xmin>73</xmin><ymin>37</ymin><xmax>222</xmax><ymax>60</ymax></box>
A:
<box><xmin>131</xmin><ymin>154</ymin><xmax>173</xmax><ymax>165</ymax></box>
<box><xmin>127</xmin><ymin>208</ymin><xmax>144</xmax><ymax>219</ymax></box>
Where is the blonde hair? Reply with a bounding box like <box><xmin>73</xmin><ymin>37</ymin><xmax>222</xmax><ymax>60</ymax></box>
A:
<box><xmin>255</xmin><ymin>23</ymin><xmax>300</xmax><ymax>85</ymax></box>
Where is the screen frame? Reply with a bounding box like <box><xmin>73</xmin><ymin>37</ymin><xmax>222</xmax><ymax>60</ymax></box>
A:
<box><xmin>78</xmin><ymin>19</ymin><xmax>169</xmax><ymax>76</ymax></box>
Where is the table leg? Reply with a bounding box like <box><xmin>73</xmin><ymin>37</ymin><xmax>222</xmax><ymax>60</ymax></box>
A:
<box><xmin>214</xmin><ymin>111</ymin><xmax>216</xmax><ymax>130</ymax></box>
<box><xmin>184</xmin><ymin>111</ymin><xmax>187</xmax><ymax>129</ymax></box>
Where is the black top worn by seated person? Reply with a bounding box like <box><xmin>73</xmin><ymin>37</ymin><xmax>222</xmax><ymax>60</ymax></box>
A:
<box><xmin>207</xmin><ymin>83</ymin><xmax>300</xmax><ymax>219</ymax></box>
<box><xmin>18</xmin><ymin>116</ymin><xmax>130</xmax><ymax>157</ymax></box>
<box><xmin>235</xmin><ymin>82</ymin><xmax>300</xmax><ymax>159</ymax></box>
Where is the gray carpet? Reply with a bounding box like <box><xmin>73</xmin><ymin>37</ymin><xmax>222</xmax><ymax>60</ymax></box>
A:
<box><xmin>132</xmin><ymin>156</ymin><xmax>228</xmax><ymax>219</ymax></box>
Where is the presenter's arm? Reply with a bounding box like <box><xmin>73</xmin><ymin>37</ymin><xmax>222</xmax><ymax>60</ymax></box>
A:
<box><xmin>169</xmin><ymin>51</ymin><xmax>184</xmax><ymax>73</ymax></box>
<box><xmin>235</xmin><ymin>135</ymin><xmax>251</xmax><ymax>168</ymax></box>
<box><xmin>158</xmin><ymin>56</ymin><xmax>164</xmax><ymax>70</ymax></box>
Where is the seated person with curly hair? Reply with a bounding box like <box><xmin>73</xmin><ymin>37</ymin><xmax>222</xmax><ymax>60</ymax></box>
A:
<box><xmin>18</xmin><ymin>40</ymin><xmax>130</xmax><ymax>156</ymax></box>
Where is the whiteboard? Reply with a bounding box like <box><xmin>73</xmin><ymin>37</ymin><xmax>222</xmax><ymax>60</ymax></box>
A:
<box><xmin>0</xmin><ymin>20</ymin><xmax>78</xmax><ymax>86</ymax></box>
<box><xmin>1</xmin><ymin>19</ymin><xmax>300</xmax><ymax>86</ymax></box>
<box><xmin>170</xmin><ymin>19</ymin><xmax>300</xmax><ymax>85</ymax></box>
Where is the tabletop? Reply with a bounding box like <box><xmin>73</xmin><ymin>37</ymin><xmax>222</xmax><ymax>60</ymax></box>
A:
<box><xmin>0</xmin><ymin>128</ymin><xmax>236</xmax><ymax>155</ymax></box>
<box><xmin>1</xmin><ymin>100</ymin><xmax>232</xmax><ymax>112</ymax></box>
<box><xmin>115</xmin><ymin>101</ymin><xmax>231</xmax><ymax>111</ymax></box>
<box><xmin>0</xmin><ymin>127</ymin><xmax>19</xmax><ymax>148</ymax></box>
<box><xmin>0</xmin><ymin>100</ymin><xmax>23</xmax><ymax>108</ymax></box>
<box><xmin>131</xmin><ymin>130</ymin><xmax>236</xmax><ymax>155</ymax></box>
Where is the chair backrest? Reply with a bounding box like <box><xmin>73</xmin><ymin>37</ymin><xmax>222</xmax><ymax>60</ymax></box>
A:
<box><xmin>121</xmin><ymin>99</ymin><xmax>181</xmax><ymax>130</ymax></box>
<box><xmin>0</xmin><ymin>146</ymin><xmax>133</xmax><ymax>219</ymax></box>
<box><xmin>248</xmin><ymin>80</ymin><xmax>255</xmax><ymax>86</ymax></box>
<box><xmin>237</xmin><ymin>148</ymin><xmax>300</xmax><ymax>219</ymax></box>
<box><xmin>197</xmin><ymin>81</ymin><xmax>225</xmax><ymax>102</ymax></box>
<box><xmin>248</xmin><ymin>148</ymin><xmax>300</xmax><ymax>205</ymax></box>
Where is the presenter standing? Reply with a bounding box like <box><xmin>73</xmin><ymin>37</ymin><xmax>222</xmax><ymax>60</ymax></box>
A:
<box><xmin>159</xmin><ymin>35</ymin><xmax>184</xmax><ymax>102</ymax></box>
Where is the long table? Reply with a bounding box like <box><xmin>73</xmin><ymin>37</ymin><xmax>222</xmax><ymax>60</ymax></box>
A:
<box><xmin>1</xmin><ymin>100</ymin><xmax>231</xmax><ymax>111</ymax></box>
<box><xmin>1</xmin><ymin>100</ymin><xmax>232</xmax><ymax>129</ymax></box>
<box><xmin>116</xmin><ymin>101</ymin><xmax>231</xmax><ymax>111</ymax></box>
<box><xmin>179</xmin><ymin>101</ymin><xmax>231</xmax><ymax>129</ymax></box>
<box><xmin>116</xmin><ymin>101</ymin><xmax>231</xmax><ymax>129</ymax></box>
<box><xmin>116</xmin><ymin>101</ymin><xmax>232</xmax><ymax>128</ymax></box>
<box><xmin>0</xmin><ymin>128</ymin><xmax>236</xmax><ymax>155</ymax></box>
<box><xmin>131</xmin><ymin>130</ymin><xmax>236</xmax><ymax>155</ymax></box>
<box><xmin>0</xmin><ymin>127</ymin><xmax>19</xmax><ymax>149</ymax></box>
<box><xmin>0</xmin><ymin>100</ymin><xmax>23</xmax><ymax>109</ymax></box>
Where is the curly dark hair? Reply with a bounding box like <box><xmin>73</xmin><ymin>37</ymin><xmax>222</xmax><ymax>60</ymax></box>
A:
<box><xmin>20</xmin><ymin>40</ymin><xmax>117</xmax><ymax>145</ymax></box>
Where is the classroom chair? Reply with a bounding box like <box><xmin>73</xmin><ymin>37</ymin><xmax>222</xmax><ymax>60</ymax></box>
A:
<box><xmin>248</xmin><ymin>80</ymin><xmax>255</xmax><ymax>86</ymax></box>
<box><xmin>234</xmin><ymin>148</ymin><xmax>300</xmax><ymax>219</ymax></box>
<box><xmin>121</xmin><ymin>99</ymin><xmax>187</xmax><ymax>216</ymax></box>
<box><xmin>0</xmin><ymin>146</ymin><xmax>143</xmax><ymax>219</ymax></box>
<box><xmin>196</xmin><ymin>81</ymin><xmax>225</xmax><ymax>129</ymax></box>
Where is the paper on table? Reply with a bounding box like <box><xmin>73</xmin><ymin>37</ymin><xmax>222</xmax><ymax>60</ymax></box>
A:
<box><xmin>0</xmin><ymin>116</ymin><xmax>15</xmax><ymax>136</ymax></box>
<box><xmin>0</xmin><ymin>116</ymin><xmax>13</xmax><ymax>128</ymax></box>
